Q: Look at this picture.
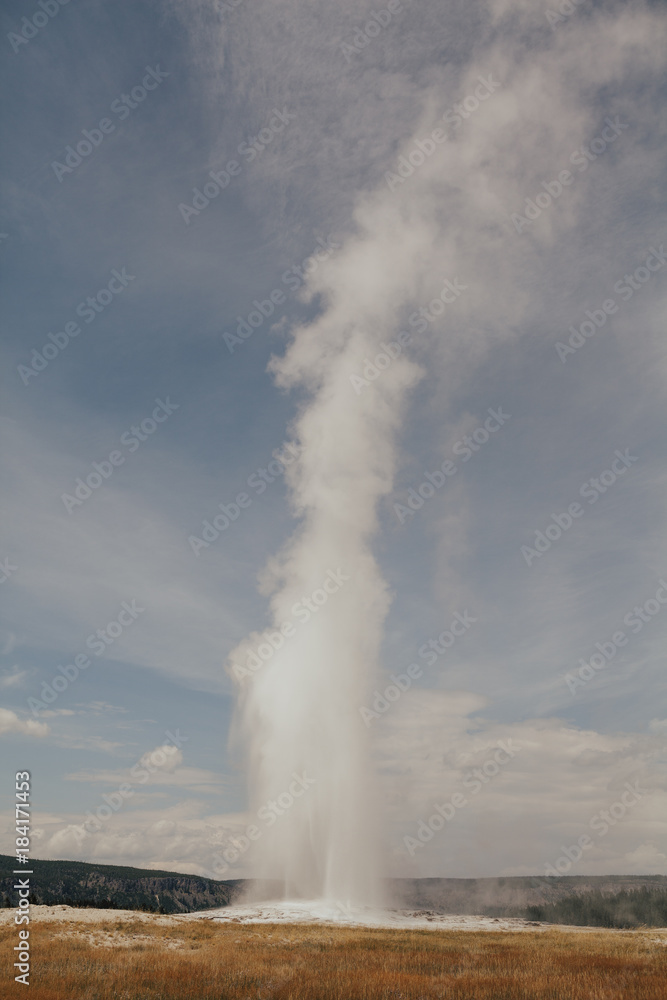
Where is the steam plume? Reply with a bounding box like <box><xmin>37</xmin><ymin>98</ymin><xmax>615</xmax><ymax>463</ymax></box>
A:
<box><xmin>226</xmin><ymin>205</ymin><xmax>435</xmax><ymax>903</ymax></box>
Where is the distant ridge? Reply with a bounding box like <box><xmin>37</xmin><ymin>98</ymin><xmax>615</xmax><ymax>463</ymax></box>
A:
<box><xmin>0</xmin><ymin>855</ymin><xmax>242</xmax><ymax>914</ymax></box>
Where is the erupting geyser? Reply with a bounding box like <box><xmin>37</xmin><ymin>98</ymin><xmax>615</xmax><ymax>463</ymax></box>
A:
<box><xmin>226</xmin><ymin>216</ymin><xmax>430</xmax><ymax>906</ymax></box>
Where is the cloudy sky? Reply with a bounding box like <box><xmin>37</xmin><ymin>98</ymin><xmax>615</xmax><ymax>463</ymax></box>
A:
<box><xmin>1</xmin><ymin>0</ymin><xmax>666</xmax><ymax>883</ymax></box>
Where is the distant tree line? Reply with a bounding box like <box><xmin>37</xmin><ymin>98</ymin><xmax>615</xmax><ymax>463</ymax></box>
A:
<box><xmin>524</xmin><ymin>888</ymin><xmax>667</xmax><ymax>928</ymax></box>
<box><xmin>2</xmin><ymin>892</ymin><xmax>174</xmax><ymax>913</ymax></box>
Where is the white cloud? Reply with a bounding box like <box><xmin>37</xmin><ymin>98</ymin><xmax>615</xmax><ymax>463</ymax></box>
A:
<box><xmin>64</xmin><ymin>744</ymin><xmax>225</xmax><ymax>795</ymax></box>
<box><xmin>0</xmin><ymin>667</ymin><xmax>27</xmax><ymax>688</ymax></box>
<box><xmin>14</xmin><ymin>799</ymin><xmax>255</xmax><ymax>878</ymax></box>
<box><xmin>0</xmin><ymin>707</ymin><xmax>49</xmax><ymax>738</ymax></box>
<box><xmin>374</xmin><ymin>689</ymin><xmax>667</xmax><ymax>876</ymax></box>
<box><xmin>621</xmin><ymin>843</ymin><xmax>667</xmax><ymax>873</ymax></box>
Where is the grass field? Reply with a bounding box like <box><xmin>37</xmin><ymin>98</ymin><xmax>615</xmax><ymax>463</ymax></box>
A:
<box><xmin>3</xmin><ymin>916</ymin><xmax>666</xmax><ymax>999</ymax></box>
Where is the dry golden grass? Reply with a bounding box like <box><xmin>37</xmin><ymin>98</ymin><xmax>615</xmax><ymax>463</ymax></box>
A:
<box><xmin>2</xmin><ymin>916</ymin><xmax>666</xmax><ymax>999</ymax></box>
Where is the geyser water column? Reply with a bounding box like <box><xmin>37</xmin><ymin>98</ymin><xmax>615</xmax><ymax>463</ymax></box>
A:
<box><xmin>226</xmin><ymin>223</ymin><xmax>428</xmax><ymax>904</ymax></box>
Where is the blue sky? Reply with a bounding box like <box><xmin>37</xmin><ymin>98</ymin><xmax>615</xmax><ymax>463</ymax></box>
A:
<box><xmin>1</xmin><ymin>0</ymin><xmax>666</xmax><ymax>881</ymax></box>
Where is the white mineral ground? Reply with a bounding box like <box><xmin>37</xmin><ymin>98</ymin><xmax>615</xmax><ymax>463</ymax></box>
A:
<box><xmin>4</xmin><ymin>902</ymin><xmax>657</xmax><ymax>934</ymax></box>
